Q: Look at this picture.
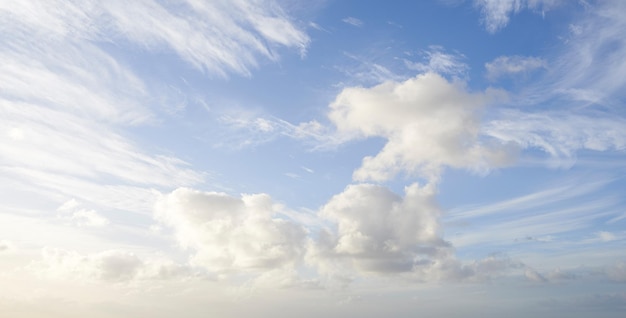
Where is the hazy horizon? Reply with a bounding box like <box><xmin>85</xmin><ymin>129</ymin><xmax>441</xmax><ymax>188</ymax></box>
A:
<box><xmin>1</xmin><ymin>0</ymin><xmax>625</xmax><ymax>317</ymax></box>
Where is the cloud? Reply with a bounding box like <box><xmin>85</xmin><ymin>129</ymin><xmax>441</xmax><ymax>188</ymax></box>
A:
<box><xmin>405</xmin><ymin>47</ymin><xmax>469</xmax><ymax>78</ymax></box>
<box><xmin>342</xmin><ymin>17</ymin><xmax>364</xmax><ymax>27</ymax></box>
<box><xmin>596</xmin><ymin>231</ymin><xmax>617</xmax><ymax>242</ymax></box>
<box><xmin>34</xmin><ymin>248</ymin><xmax>194</xmax><ymax>282</ymax></box>
<box><xmin>525</xmin><ymin>268</ymin><xmax>548</xmax><ymax>283</ymax></box>
<box><xmin>154</xmin><ymin>188</ymin><xmax>307</xmax><ymax>274</ymax></box>
<box><xmin>329</xmin><ymin>72</ymin><xmax>514</xmax><ymax>182</ymax></box>
<box><xmin>484</xmin><ymin>109</ymin><xmax>626</xmax><ymax>165</ymax></box>
<box><xmin>477</xmin><ymin>1</ymin><xmax>626</xmax><ymax>169</ymax></box>
<box><xmin>474</xmin><ymin>0</ymin><xmax>562</xmax><ymax>33</ymax></box>
<box><xmin>0</xmin><ymin>240</ymin><xmax>15</xmax><ymax>254</ymax></box>
<box><xmin>606</xmin><ymin>261</ymin><xmax>626</xmax><ymax>283</ymax></box>
<box><xmin>446</xmin><ymin>176</ymin><xmax>622</xmax><ymax>249</ymax></box>
<box><xmin>311</xmin><ymin>183</ymin><xmax>449</xmax><ymax>275</ymax></box>
<box><xmin>485</xmin><ymin>55</ymin><xmax>547</xmax><ymax>81</ymax></box>
<box><xmin>549</xmin><ymin>0</ymin><xmax>626</xmax><ymax>105</ymax></box>
<box><xmin>56</xmin><ymin>199</ymin><xmax>109</xmax><ymax>228</ymax></box>
<box><xmin>307</xmin><ymin>183</ymin><xmax>524</xmax><ymax>284</ymax></box>
<box><xmin>0</xmin><ymin>0</ymin><xmax>309</xmax><ymax>78</ymax></box>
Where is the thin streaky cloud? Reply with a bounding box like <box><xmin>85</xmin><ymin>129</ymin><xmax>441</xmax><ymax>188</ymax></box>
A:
<box><xmin>342</xmin><ymin>16</ymin><xmax>364</xmax><ymax>27</ymax></box>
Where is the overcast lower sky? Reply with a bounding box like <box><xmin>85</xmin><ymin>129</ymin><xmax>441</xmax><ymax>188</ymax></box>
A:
<box><xmin>1</xmin><ymin>0</ymin><xmax>625</xmax><ymax>317</ymax></box>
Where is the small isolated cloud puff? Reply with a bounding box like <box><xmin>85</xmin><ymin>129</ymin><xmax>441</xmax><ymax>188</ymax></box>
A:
<box><xmin>154</xmin><ymin>188</ymin><xmax>307</xmax><ymax>274</ymax></box>
<box><xmin>329</xmin><ymin>72</ymin><xmax>514</xmax><ymax>182</ymax></box>
<box><xmin>56</xmin><ymin>199</ymin><xmax>109</xmax><ymax>227</ymax></box>
<box><xmin>310</xmin><ymin>183</ymin><xmax>451</xmax><ymax>275</ymax></box>
<box><xmin>485</xmin><ymin>55</ymin><xmax>547</xmax><ymax>81</ymax></box>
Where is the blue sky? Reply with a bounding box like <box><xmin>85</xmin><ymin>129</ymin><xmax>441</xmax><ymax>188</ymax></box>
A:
<box><xmin>1</xmin><ymin>0</ymin><xmax>626</xmax><ymax>317</ymax></box>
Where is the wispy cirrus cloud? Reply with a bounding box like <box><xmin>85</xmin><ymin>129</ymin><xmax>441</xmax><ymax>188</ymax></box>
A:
<box><xmin>342</xmin><ymin>17</ymin><xmax>364</xmax><ymax>27</ymax></box>
<box><xmin>405</xmin><ymin>46</ymin><xmax>469</xmax><ymax>79</ymax></box>
<box><xmin>0</xmin><ymin>0</ymin><xmax>309</xmax><ymax>77</ymax></box>
<box><xmin>474</xmin><ymin>0</ymin><xmax>562</xmax><ymax>33</ymax></box>
<box><xmin>446</xmin><ymin>175</ymin><xmax>625</xmax><ymax>249</ymax></box>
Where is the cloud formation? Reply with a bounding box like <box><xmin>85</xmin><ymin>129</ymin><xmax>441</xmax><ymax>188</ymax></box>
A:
<box><xmin>329</xmin><ymin>72</ymin><xmax>513</xmax><ymax>182</ymax></box>
<box><xmin>405</xmin><ymin>47</ymin><xmax>468</xmax><ymax>78</ymax></box>
<box><xmin>484</xmin><ymin>110</ymin><xmax>626</xmax><ymax>164</ymax></box>
<box><xmin>154</xmin><ymin>188</ymin><xmax>307</xmax><ymax>274</ymax></box>
<box><xmin>311</xmin><ymin>183</ymin><xmax>449</xmax><ymax>275</ymax></box>
<box><xmin>0</xmin><ymin>0</ymin><xmax>309</xmax><ymax>77</ymax></box>
<box><xmin>474</xmin><ymin>0</ymin><xmax>561</xmax><ymax>33</ymax></box>
<box><xmin>56</xmin><ymin>199</ymin><xmax>109</xmax><ymax>227</ymax></box>
<box><xmin>342</xmin><ymin>17</ymin><xmax>364</xmax><ymax>27</ymax></box>
<box><xmin>35</xmin><ymin>248</ymin><xmax>193</xmax><ymax>282</ymax></box>
<box><xmin>485</xmin><ymin>55</ymin><xmax>547</xmax><ymax>81</ymax></box>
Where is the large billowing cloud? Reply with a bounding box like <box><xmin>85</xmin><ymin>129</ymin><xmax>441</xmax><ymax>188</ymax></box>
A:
<box><xmin>154</xmin><ymin>188</ymin><xmax>307</xmax><ymax>274</ymax></box>
<box><xmin>329</xmin><ymin>72</ymin><xmax>514</xmax><ymax>182</ymax></box>
<box><xmin>310</xmin><ymin>183</ymin><xmax>453</xmax><ymax>276</ymax></box>
<box><xmin>307</xmin><ymin>183</ymin><xmax>522</xmax><ymax>282</ymax></box>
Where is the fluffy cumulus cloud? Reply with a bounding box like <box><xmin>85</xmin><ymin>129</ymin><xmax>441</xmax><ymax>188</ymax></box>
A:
<box><xmin>308</xmin><ymin>183</ymin><xmax>522</xmax><ymax>282</ymax></box>
<box><xmin>154</xmin><ymin>188</ymin><xmax>307</xmax><ymax>274</ymax></box>
<box><xmin>329</xmin><ymin>72</ymin><xmax>514</xmax><ymax>182</ymax></box>
<box><xmin>485</xmin><ymin>55</ymin><xmax>547</xmax><ymax>81</ymax></box>
<box><xmin>311</xmin><ymin>183</ymin><xmax>449</xmax><ymax>275</ymax></box>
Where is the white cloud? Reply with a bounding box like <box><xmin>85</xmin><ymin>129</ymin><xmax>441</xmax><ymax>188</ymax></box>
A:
<box><xmin>0</xmin><ymin>104</ymin><xmax>198</xmax><ymax>185</ymax></box>
<box><xmin>549</xmin><ymin>0</ymin><xmax>626</xmax><ymax>105</ymax></box>
<box><xmin>34</xmin><ymin>248</ymin><xmax>193</xmax><ymax>282</ymax></box>
<box><xmin>405</xmin><ymin>47</ymin><xmax>468</xmax><ymax>78</ymax></box>
<box><xmin>329</xmin><ymin>72</ymin><xmax>514</xmax><ymax>182</ymax></box>
<box><xmin>0</xmin><ymin>0</ymin><xmax>309</xmax><ymax>78</ymax></box>
<box><xmin>484</xmin><ymin>110</ymin><xmax>626</xmax><ymax>165</ymax></box>
<box><xmin>56</xmin><ymin>199</ymin><xmax>110</xmax><ymax>228</ymax></box>
<box><xmin>485</xmin><ymin>55</ymin><xmax>547</xmax><ymax>81</ymax></box>
<box><xmin>308</xmin><ymin>183</ymin><xmax>523</xmax><ymax>283</ymax></box>
<box><xmin>447</xmin><ymin>181</ymin><xmax>621</xmax><ymax>249</ymax></box>
<box><xmin>334</xmin><ymin>52</ymin><xmax>409</xmax><ymax>87</ymax></box>
<box><xmin>154</xmin><ymin>188</ymin><xmax>307</xmax><ymax>274</ymax></box>
<box><xmin>597</xmin><ymin>231</ymin><xmax>617</xmax><ymax>242</ymax></box>
<box><xmin>311</xmin><ymin>183</ymin><xmax>448</xmax><ymax>275</ymax></box>
<box><xmin>524</xmin><ymin>268</ymin><xmax>548</xmax><ymax>283</ymax></box>
<box><xmin>309</xmin><ymin>183</ymin><xmax>523</xmax><ymax>284</ymax></box>
<box><xmin>342</xmin><ymin>17</ymin><xmax>364</xmax><ymax>27</ymax></box>
<box><xmin>474</xmin><ymin>0</ymin><xmax>561</xmax><ymax>33</ymax></box>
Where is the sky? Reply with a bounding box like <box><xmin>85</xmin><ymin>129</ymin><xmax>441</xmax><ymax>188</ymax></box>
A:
<box><xmin>1</xmin><ymin>0</ymin><xmax>626</xmax><ymax>317</ymax></box>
